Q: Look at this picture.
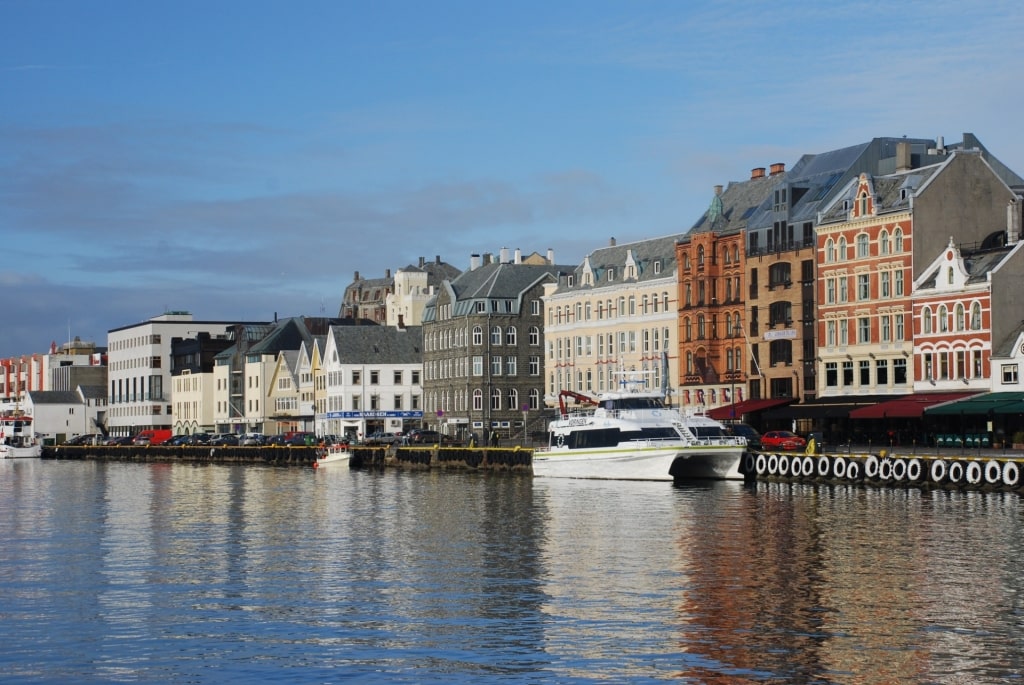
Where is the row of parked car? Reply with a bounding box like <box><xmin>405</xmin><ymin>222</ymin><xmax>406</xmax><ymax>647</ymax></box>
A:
<box><xmin>722</xmin><ymin>423</ymin><xmax>810</xmax><ymax>451</ymax></box>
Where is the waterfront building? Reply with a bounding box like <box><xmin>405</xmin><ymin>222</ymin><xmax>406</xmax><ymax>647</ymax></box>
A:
<box><xmin>422</xmin><ymin>249</ymin><xmax>569</xmax><ymax>443</ymax></box>
<box><xmin>170</xmin><ymin>331</ymin><xmax>243</xmax><ymax>435</ymax></box>
<box><xmin>543</xmin><ymin>235</ymin><xmax>680</xmax><ymax>406</ymax></box>
<box><xmin>1</xmin><ymin>337</ymin><xmax>105</xmax><ymax>415</ymax></box>
<box><xmin>318</xmin><ymin>323</ymin><xmax>424</xmax><ymax>440</ymax></box>
<box><xmin>24</xmin><ymin>387</ymin><xmax>106</xmax><ymax>442</ymax></box>
<box><xmin>678</xmin><ymin>169</ymin><xmax>777</xmax><ymax>417</ymax></box>
<box><xmin>808</xmin><ymin>149</ymin><xmax>1022</xmax><ymax>444</ymax></box>
<box><xmin>385</xmin><ymin>256</ymin><xmax>463</xmax><ymax>327</ymax></box>
<box><xmin>106</xmin><ymin>312</ymin><xmax>269</xmax><ymax>438</ymax></box>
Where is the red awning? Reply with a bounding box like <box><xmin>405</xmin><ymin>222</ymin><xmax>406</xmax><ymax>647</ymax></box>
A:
<box><xmin>848</xmin><ymin>392</ymin><xmax>979</xmax><ymax>419</ymax></box>
<box><xmin>707</xmin><ymin>397</ymin><xmax>795</xmax><ymax>420</ymax></box>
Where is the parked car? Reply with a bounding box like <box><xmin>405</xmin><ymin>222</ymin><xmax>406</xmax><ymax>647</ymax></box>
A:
<box><xmin>363</xmin><ymin>431</ymin><xmax>402</xmax><ymax>446</ymax></box>
<box><xmin>265</xmin><ymin>434</ymin><xmax>287</xmax><ymax>446</ymax></box>
<box><xmin>184</xmin><ymin>433</ymin><xmax>212</xmax><ymax>445</ymax></box>
<box><xmin>240</xmin><ymin>433</ymin><xmax>267</xmax><ymax>446</ymax></box>
<box><xmin>166</xmin><ymin>434</ymin><xmax>192</xmax><ymax>446</ymax></box>
<box><xmin>64</xmin><ymin>433</ymin><xmax>101</xmax><ymax>446</ymax></box>
<box><xmin>407</xmin><ymin>429</ymin><xmax>454</xmax><ymax>445</ymax></box>
<box><xmin>725</xmin><ymin>423</ymin><xmax>762</xmax><ymax>450</ymax></box>
<box><xmin>104</xmin><ymin>435</ymin><xmax>134</xmax><ymax>446</ymax></box>
<box><xmin>760</xmin><ymin>430</ymin><xmax>807</xmax><ymax>451</ymax></box>
<box><xmin>209</xmin><ymin>433</ymin><xmax>240</xmax><ymax>446</ymax></box>
<box><xmin>284</xmin><ymin>432</ymin><xmax>316</xmax><ymax>446</ymax></box>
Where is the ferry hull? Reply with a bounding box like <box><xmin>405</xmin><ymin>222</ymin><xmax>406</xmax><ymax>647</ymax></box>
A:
<box><xmin>0</xmin><ymin>445</ymin><xmax>43</xmax><ymax>459</ymax></box>
<box><xmin>533</xmin><ymin>445</ymin><xmax>745</xmax><ymax>481</ymax></box>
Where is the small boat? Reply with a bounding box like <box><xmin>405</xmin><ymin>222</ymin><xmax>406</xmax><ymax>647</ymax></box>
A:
<box><xmin>0</xmin><ymin>414</ymin><xmax>43</xmax><ymax>459</ymax></box>
<box><xmin>313</xmin><ymin>444</ymin><xmax>352</xmax><ymax>469</ymax></box>
<box><xmin>533</xmin><ymin>387</ymin><xmax>747</xmax><ymax>481</ymax></box>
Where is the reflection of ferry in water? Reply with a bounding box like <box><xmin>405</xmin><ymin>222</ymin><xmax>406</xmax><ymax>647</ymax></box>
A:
<box><xmin>0</xmin><ymin>415</ymin><xmax>42</xmax><ymax>459</ymax></box>
<box><xmin>533</xmin><ymin>385</ymin><xmax>747</xmax><ymax>481</ymax></box>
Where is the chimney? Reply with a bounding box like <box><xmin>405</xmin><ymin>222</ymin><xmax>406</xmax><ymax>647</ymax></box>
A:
<box><xmin>609</xmin><ymin>237</ymin><xmax>616</xmax><ymax>247</ymax></box>
<box><xmin>419</xmin><ymin>256</ymin><xmax>425</xmax><ymax>268</ymax></box>
<box><xmin>514</xmin><ymin>248</ymin><xmax>522</xmax><ymax>264</ymax></box>
<box><xmin>435</xmin><ymin>254</ymin><xmax>441</xmax><ymax>264</ymax></box>
<box><xmin>714</xmin><ymin>184</ymin><xmax>723</xmax><ymax>195</ymax></box>
<box><xmin>1008</xmin><ymin>196</ymin><xmax>1022</xmax><ymax>246</ymax></box>
<box><xmin>751</xmin><ymin>167</ymin><xmax>766</xmax><ymax>179</ymax></box>
<box><xmin>896</xmin><ymin>141</ymin><xmax>912</xmax><ymax>172</ymax></box>
<box><xmin>547</xmin><ymin>248</ymin><xmax>554</xmax><ymax>264</ymax></box>
<box><xmin>385</xmin><ymin>268</ymin><xmax>391</xmax><ymax>279</ymax></box>
<box><xmin>500</xmin><ymin>246</ymin><xmax>509</xmax><ymax>263</ymax></box>
<box><xmin>354</xmin><ymin>271</ymin><xmax>361</xmax><ymax>281</ymax></box>
<box><xmin>470</xmin><ymin>254</ymin><xmax>480</xmax><ymax>270</ymax></box>
<box><xmin>769</xmin><ymin>162</ymin><xmax>785</xmax><ymax>176</ymax></box>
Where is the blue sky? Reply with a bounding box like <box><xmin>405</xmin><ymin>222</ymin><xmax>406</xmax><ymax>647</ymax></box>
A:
<box><xmin>2</xmin><ymin>0</ymin><xmax>1023</xmax><ymax>357</ymax></box>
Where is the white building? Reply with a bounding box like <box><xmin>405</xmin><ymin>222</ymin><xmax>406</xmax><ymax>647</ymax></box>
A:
<box><xmin>107</xmin><ymin>311</ymin><xmax>267</xmax><ymax>437</ymax></box>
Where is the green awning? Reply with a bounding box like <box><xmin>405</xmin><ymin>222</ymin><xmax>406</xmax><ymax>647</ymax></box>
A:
<box><xmin>924</xmin><ymin>392</ymin><xmax>1024</xmax><ymax>416</ymax></box>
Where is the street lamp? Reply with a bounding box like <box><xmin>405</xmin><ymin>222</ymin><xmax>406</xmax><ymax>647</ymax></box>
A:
<box><xmin>731</xmin><ymin>318</ymin><xmax>743</xmax><ymax>420</ymax></box>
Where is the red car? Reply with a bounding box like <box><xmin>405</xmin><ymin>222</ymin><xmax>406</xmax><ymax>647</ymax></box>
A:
<box><xmin>760</xmin><ymin>430</ymin><xmax>807</xmax><ymax>451</ymax></box>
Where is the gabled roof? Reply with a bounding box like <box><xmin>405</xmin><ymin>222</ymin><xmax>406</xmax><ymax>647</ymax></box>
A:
<box><xmin>562</xmin><ymin>234</ymin><xmax>681</xmax><ymax>292</ymax></box>
<box><xmin>28</xmin><ymin>390</ymin><xmax>82</xmax><ymax>404</ymax></box>
<box><xmin>818</xmin><ymin>160</ymin><xmax>946</xmax><ymax>225</ymax></box>
<box><xmin>427</xmin><ymin>262</ymin><xmax>570</xmax><ymax>319</ymax></box>
<box><xmin>327</xmin><ymin>325</ymin><xmax>423</xmax><ymax>365</ymax></box>
<box><xmin>993</xmin><ymin>321</ymin><xmax>1024</xmax><ymax>359</ymax></box>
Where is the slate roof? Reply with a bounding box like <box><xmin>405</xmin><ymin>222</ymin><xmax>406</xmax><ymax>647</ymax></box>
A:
<box><xmin>818</xmin><ymin>161</ymin><xmax>945</xmax><ymax>225</ymax></box>
<box><xmin>561</xmin><ymin>234</ymin><xmax>682</xmax><ymax>293</ymax></box>
<box><xmin>28</xmin><ymin>390</ymin><xmax>82</xmax><ymax>405</ymax></box>
<box><xmin>918</xmin><ymin>246</ymin><xmax>1015</xmax><ymax>290</ymax></box>
<box><xmin>428</xmin><ymin>262</ymin><xmax>572</xmax><ymax>319</ymax></box>
<box><xmin>328</xmin><ymin>325</ymin><xmax>423</xmax><ymax>364</ymax></box>
<box><xmin>687</xmin><ymin>173</ymin><xmax>777</xmax><ymax>236</ymax></box>
<box><xmin>993</xmin><ymin>321</ymin><xmax>1024</xmax><ymax>359</ymax></box>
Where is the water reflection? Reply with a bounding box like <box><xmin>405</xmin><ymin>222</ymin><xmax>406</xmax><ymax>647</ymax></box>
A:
<box><xmin>3</xmin><ymin>463</ymin><xmax>1024</xmax><ymax>683</ymax></box>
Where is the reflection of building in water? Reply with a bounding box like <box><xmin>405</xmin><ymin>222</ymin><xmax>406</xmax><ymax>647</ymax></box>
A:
<box><xmin>536</xmin><ymin>479</ymin><xmax>706</xmax><ymax>680</ymax></box>
<box><xmin>673</xmin><ymin>483</ymin><xmax>931</xmax><ymax>682</ymax></box>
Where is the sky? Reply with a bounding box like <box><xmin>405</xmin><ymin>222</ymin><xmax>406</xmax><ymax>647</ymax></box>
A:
<box><xmin>3</xmin><ymin>0</ymin><xmax>1023</xmax><ymax>358</ymax></box>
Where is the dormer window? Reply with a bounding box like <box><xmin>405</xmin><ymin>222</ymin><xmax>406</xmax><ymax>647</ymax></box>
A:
<box><xmin>653</xmin><ymin>260</ymin><xmax>661</xmax><ymax>274</ymax></box>
<box><xmin>607</xmin><ymin>268</ymin><xmax>615</xmax><ymax>282</ymax></box>
<box><xmin>567</xmin><ymin>275</ymin><xmax>575</xmax><ymax>287</ymax></box>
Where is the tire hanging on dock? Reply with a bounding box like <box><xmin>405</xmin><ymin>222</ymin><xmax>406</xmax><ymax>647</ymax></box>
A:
<box><xmin>778</xmin><ymin>454</ymin><xmax>790</xmax><ymax>477</ymax></box>
<box><xmin>965</xmin><ymin>461</ymin><xmax>983</xmax><ymax>485</ymax></box>
<box><xmin>864</xmin><ymin>455</ymin><xmax>879</xmax><ymax>480</ymax></box>
<box><xmin>845</xmin><ymin>459</ymin><xmax>861</xmax><ymax>481</ymax></box>
<box><xmin>817</xmin><ymin>455</ymin><xmax>832</xmax><ymax>478</ymax></box>
<box><xmin>906</xmin><ymin>458</ymin><xmax>923</xmax><ymax>482</ymax></box>
<box><xmin>930</xmin><ymin>459</ymin><xmax>947</xmax><ymax>483</ymax></box>
<box><xmin>832</xmin><ymin>456</ymin><xmax>847</xmax><ymax>479</ymax></box>
<box><xmin>755</xmin><ymin>453</ymin><xmax>768</xmax><ymax>476</ymax></box>
<box><xmin>984</xmin><ymin>460</ymin><xmax>1002</xmax><ymax>485</ymax></box>
<box><xmin>947</xmin><ymin>461</ymin><xmax>965</xmax><ymax>485</ymax></box>
<box><xmin>743</xmin><ymin>452</ymin><xmax>756</xmax><ymax>475</ymax></box>
<box><xmin>890</xmin><ymin>458</ymin><xmax>907</xmax><ymax>482</ymax></box>
<box><xmin>878</xmin><ymin>458</ymin><xmax>893</xmax><ymax>482</ymax></box>
<box><xmin>1003</xmin><ymin>461</ymin><xmax>1020</xmax><ymax>487</ymax></box>
<box><xmin>801</xmin><ymin>456</ymin><xmax>815</xmax><ymax>478</ymax></box>
<box><xmin>767</xmin><ymin>453</ymin><xmax>779</xmax><ymax>476</ymax></box>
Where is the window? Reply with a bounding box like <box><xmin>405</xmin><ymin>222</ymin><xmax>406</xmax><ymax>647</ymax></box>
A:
<box><xmin>826</xmin><ymin>278</ymin><xmax>836</xmax><ymax>304</ymax></box>
<box><xmin>507</xmin><ymin>388</ymin><xmax>518</xmax><ymax>410</ymax></box>
<box><xmin>826</xmin><ymin>362</ymin><xmax>838</xmax><ymax>387</ymax></box>
<box><xmin>473</xmin><ymin>326</ymin><xmax>483</xmax><ymax>345</ymax></box>
<box><xmin>859</xmin><ymin>360</ymin><xmax>871</xmax><ymax>386</ymax></box>
<box><xmin>769</xmin><ymin>263</ymin><xmax>791</xmax><ymax>288</ymax></box>
<box><xmin>894</xmin><ymin>358</ymin><xmax>907</xmax><ymax>384</ymax></box>
<box><xmin>370</xmin><ymin>370</ymin><xmax>379</xmax><ymax>384</ymax></box>
<box><xmin>858</xmin><ymin>317</ymin><xmax>871</xmax><ymax>343</ymax></box>
<box><xmin>492</xmin><ymin>388</ymin><xmax>501</xmax><ymax>410</ymax></box>
<box><xmin>607</xmin><ymin>267</ymin><xmax>616</xmax><ymax>282</ymax></box>
<box><xmin>506</xmin><ymin>326</ymin><xmax>517</xmax><ymax>345</ymax></box>
<box><xmin>531</xmin><ymin>299</ymin><xmax>541</xmax><ymax>315</ymax></box>
<box><xmin>894</xmin><ymin>228</ymin><xmax>904</xmax><ymax>252</ymax></box>
<box><xmin>839</xmin><ymin>319</ymin><xmax>849</xmax><ymax>346</ymax></box>
<box><xmin>769</xmin><ymin>340</ymin><xmax>792</xmax><ymax>365</ymax></box>
<box><xmin>529</xmin><ymin>388</ymin><xmax>540</xmax><ymax>410</ymax></box>
<box><xmin>838</xmin><ymin>237</ymin><xmax>847</xmax><ymax>261</ymax></box>
<box><xmin>857</xmin><ymin>273</ymin><xmax>870</xmax><ymax>300</ymax></box>
<box><xmin>971</xmin><ymin>302</ymin><xmax>982</xmax><ymax>330</ymax></box>
<box><xmin>826</xmin><ymin>320</ymin><xmax>836</xmax><ymax>347</ymax></box>
<box><xmin>842</xmin><ymin>360</ymin><xmax>854</xmax><ymax>386</ymax></box>
<box><xmin>895</xmin><ymin>270</ymin><xmax>904</xmax><ymax>296</ymax></box>
<box><xmin>352</xmin><ymin>370</ymin><xmax>361</xmax><ymax>385</ymax></box>
<box><xmin>856</xmin><ymin>233</ymin><xmax>869</xmax><ymax>257</ymax></box>
<box><xmin>880</xmin><ymin>271</ymin><xmax>891</xmax><ymax>298</ymax></box>
<box><xmin>881</xmin><ymin>315</ymin><xmax>891</xmax><ymax>342</ymax></box>
<box><xmin>1003</xmin><ymin>364</ymin><xmax>1019</xmax><ymax>384</ymax></box>
<box><xmin>491</xmin><ymin>356</ymin><xmax>502</xmax><ymax>376</ymax></box>
<box><xmin>876</xmin><ymin>359</ymin><xmax>888</xmax><ymax>385</ymax></box>
<box><xmin>491</xmin><ymin>326</ymin><xmax>502</xmax><ymax>345</ymax></box>
<box><xmin>879</xmin><ymin>229</ymin><xmax>889</xmax><ymax>255</ymax></box>
<box><xmin>472</xmin><ymin>356</ymin><xmax>483</xmax><ymax>376</ymax></box>
<box><xmin>769</xmin><ymin>301</ymin><xmax>792</xmax><ymax>326</ymax></box>
<box><xmin>825</xmin><ymin>238</ymin><xmax>835</xmax><ymax>263</ymax></box>
<box><xmin>506</xmin><ymin>357</ymin><xmax>517</xmax><ymax>376</ymax></box>
<box><xmin>955</xmin><ymin>303</ymin><xmax>965</xmax><ymax>331</ymax></box>
<box><xmin>923</xmin><ymin>307</ymin><xmax>932</xmax><ymax>334</ymax></box>
<box><xmin>895</xmin><ymin>314</ymin><xmax>905</xmax><ymax>341</ymax></box>
<box><xmin>529</xmin><ymin>356</ymin><xmax>540</xmax><ymax>376</ymax></box>
<box><xmin>938</xmin><ymin>305</ymin><xmax>949</xmax><ymax>332</ymax></box>
<box><xmin>839</xmin><ymin>277</ymin><xmax>848</xmax><ymax>303</ymax></box>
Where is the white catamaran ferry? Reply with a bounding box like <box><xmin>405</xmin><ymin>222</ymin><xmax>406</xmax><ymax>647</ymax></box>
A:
<box><xmin>533</xmin><ymin>382</ymin><xmax>748</xmax><ymax>481</ymax></box>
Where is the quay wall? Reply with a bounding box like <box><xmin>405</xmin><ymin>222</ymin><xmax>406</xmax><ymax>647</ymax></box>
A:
<box><xmin>46</xmin><ymin>444</ymin><xmax>534</xmax><ymax>472</ymax></box>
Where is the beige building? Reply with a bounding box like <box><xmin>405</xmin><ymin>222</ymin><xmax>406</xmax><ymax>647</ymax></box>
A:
<box><xmin>543</xmin><ymin>236</ymin><xmax>680</xmax><ymax>404</ymax></box>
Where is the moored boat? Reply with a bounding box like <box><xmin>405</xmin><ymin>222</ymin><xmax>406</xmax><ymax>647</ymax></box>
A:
<box><xmin>0</xmin><ymin>415</ymin><xmax>42</xmax><ymax>459</ymax></box>
<box><xmin>313</xmin><ymin>444</ymin><xmax>352</xmax><ymax>469</ymax></box>
<box><xmin>533</xmin><ymin>387</ymin><xmax>747</xmax><ymax>481</ymax></box>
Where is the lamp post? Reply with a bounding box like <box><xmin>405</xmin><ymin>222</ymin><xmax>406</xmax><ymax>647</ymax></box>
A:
<box><xmin>731</xmin><ymin>319</ymin><xmax>743</xmax><ymax>421</ymax></box>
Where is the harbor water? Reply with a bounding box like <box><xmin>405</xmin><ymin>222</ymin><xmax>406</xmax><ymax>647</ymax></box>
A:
<box><xmin>2</xmin><ymin>460</ymin><xmax>1024</xmax><ymax>683</ymax></box>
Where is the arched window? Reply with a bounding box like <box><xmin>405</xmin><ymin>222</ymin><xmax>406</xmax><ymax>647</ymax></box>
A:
<box><xmin>879</xmin><ymin>229</ymin><xmax>889</xmax><ymax>255</ymax></box>
<box><xmin>955</xmin><ymin>303</ymin><xmax>965</xmax><ymax>331</ymax></box>
<box><xmin>856</xmin><ymin>233</ymin><xmax>869</xmax><ymax>257</ymax></box>
<box><xmin>948</xmin><ymin>267</ymin><xmax>955</xmax><ymax>285</ymax></box>
<box><xmin>938</xmin><ymin>305</ymin><xmax>948</xmax><ymax>332</ymax></box>
<box><xmin>825</xmin><ymin>238</ymin><xmax>835</xmax><ymax>263</ymax></box>
<box><xmin>971</xmin><ymin>302</ymin><xmax>982</xmax><ymax>330</ymax></box>
<box><xmin>894</xmin><ymin>227</ymin><xmax>904</xmax><ymax>252</ymax></box>
<box><xmin>473</xmin><ymin>389</ymin><xmax>483</xmax><ymax>411</ymax></box>
<box><xmin>684</xmin><ymin>317</ymin><xmax>692</xmax><ymax>341</ymax></box>
<box><xmin>923</xmin><ymin>307</ymin><xmax>933</xmax><ymax>334</ymax></box>
<box><xmin>491</xmin><ymin>326</ymin><xmax>502</xmax><ymax>345</ymax></box>
<box><xmin>505</xmin><ymin>326</ymin><xmax>517</xmax><ymax>345</ymax></box>
<box><xmin>838</xmin><ymin>236</ymin><xmax>847</xmax><ymax>261</ymax></box>
<box><xmin>733</xmin><ymin>245</ymin><xmax>739</xmax><ymax>263</ymax></box>
<box><xmin>529</xmin><ymin>326</ymin><xmax>540</xmax><ymax>345</ymax></box>
<box><xmin>492</xmin><ymin>388</ymin><xmax>502</xmax><ymax>410</ymax></box>
<box><xmin>473</xmin><ymin>326</ymin><xmax>483</xmax><ymax>345</ymax></box>
<box><xmin>697</xmin><ymin>314</ymin><xmax>706</xmax><ymax>339</ymax></box>
<box><xmin>697</xmin><ymin>245</ymin><xmax>705</xmax><ymax>266</ymax></box>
